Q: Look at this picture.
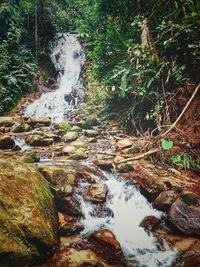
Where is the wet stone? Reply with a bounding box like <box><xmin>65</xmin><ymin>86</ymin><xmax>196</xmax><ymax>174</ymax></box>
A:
<box><xmin>88</xmin><ymin>183</ymin><xmax>108</xmax><ymax>203</ymax></box>
<box><xmin>167</xmin><ymin>192</ymin><xmax>200</xmax><ymax>236</ymax></box>
<box><xmin>152</xmin><ymin>190</ymin><xmax>177</xmax><ymax>211</ymax></box>
<box><xmin>57</xmin><ymin>196</ymin><xmax>82</xmax><ymax>217</ymax></box>
<box><xmin>0</xmin><ymin>116</ymin><xmax>15</xmax><ymax>127</ymax></box>
<box><xmin>0</xmin><ymin>135</ymin><xmax>15</xmax><ymax>149</ymax></box>
<box><xmin>85</xmin><ymin>129</ymin><xmax>99</xmax><ymax>137</ymax></box>
<box><xmin>89</xmin><ymin>229</ymin><xmax>124</xmax><ymax>264</ymax></box>
<box><xmin>139</xmin><ymin>216</ymin><xmax>161</xmax><ymax>232</ymax></box>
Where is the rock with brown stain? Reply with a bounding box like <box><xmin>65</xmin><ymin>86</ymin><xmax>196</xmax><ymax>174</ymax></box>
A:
<box><xmin>139</xmin><ymin>216</ymin><xmax>161</xmax><ymax>232</ymax></box>
<box><xmin>167</xmin><ymin>193</ymin><xmax>200</xmax><ymax>236</ymax></box>
<box><xmin>152</xmin><ymin>190</ymin><xmax>177</xmax><ymax>211</ymax></box>
<box><xmin>89</xmin><ymin>229</ymin><xmax>124</xmax><ymax>264</ymax></box>
<box><xmin>88</xmin><ymin>183</ymin><xmax>108</xmax><ymax>203</ymax></box>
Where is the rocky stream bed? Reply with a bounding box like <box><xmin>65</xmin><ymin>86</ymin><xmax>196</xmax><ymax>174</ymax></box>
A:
<box><xmin>0</xmin><ymin>110</ymin><xmax>199</xmax><ymax>267</ymax></box>
<box><xmin>0</xmin><ymin>34</ymin><xmax>199</xmax><ymax>267</ymax></box>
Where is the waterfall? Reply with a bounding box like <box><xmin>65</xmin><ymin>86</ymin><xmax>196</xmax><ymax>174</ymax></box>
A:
<box><xmin>24</xmin><ymin>33</ymin><xmax>85</xmax><ymax>122</ymax></box>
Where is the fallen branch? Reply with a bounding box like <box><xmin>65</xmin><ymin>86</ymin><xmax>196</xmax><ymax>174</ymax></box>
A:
<box><xmin>97</xmin><ymin>151</ymin><xmax>131</xmax><ymax>158</ymax></box>
<box><xmin>117</xmin><ymin>148</ymin><xmax>160</xmax><ymax>164</ymax></box>
<box><xmin>161</xmin><ymin>83</ymin><xmax>200</xmax><ymax>137</ymax></box>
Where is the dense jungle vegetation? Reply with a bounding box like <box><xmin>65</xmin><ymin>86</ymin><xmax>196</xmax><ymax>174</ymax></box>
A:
<box><xmin>0</xmin><ymin>0</ymin><xmax>200</xmax><ymax>133</ymax></box>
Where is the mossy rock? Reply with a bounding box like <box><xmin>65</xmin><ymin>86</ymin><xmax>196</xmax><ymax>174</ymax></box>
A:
<box><xmin>70</xmin><ymin>126</ymin><xmax>82</xmax><ymax>133</ymax></box>
<box><xmin>82</xmin><ymin>116</ymin><xmax>98</xmax><ymax>129</ymax></box>
<box><xmin>69</xmin><ymin>153</ymin><xmax>88</xmax><ymax>160</ymax></box>
<box><xmin>58</xmin><ymin>121</ymin><xmax>71</xmax><ymax>132</ymax></box>
<box><xmin>0</xmin><ymin>157</ymin><xmax>58</xmax><ymax>267</ymax></box>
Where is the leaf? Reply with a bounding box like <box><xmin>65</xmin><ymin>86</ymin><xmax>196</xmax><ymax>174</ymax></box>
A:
<box><xmin>171</xmin><ymin>154</ymin><xmax>181</xmax><ymax>164</ymax></box>
<box><xmin>161</xmin><ymin>139</ymin><xmax>173</xmax><ymax>150</ymax></box>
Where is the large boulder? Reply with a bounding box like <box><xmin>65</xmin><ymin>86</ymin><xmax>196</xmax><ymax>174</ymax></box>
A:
<box><xmin>0</xmin><ymin>135</ymin><xmax>15</xmax><ymax>149</ymax></box>
<box><xmin>0</xmin><ymin>157</ymin><xmax>58</xmax><ymax>267</ymax></box>
<box><xmin>167</xmin><ymin>193</ymin><xmax>200</xmax><ymax>236</ymax></box>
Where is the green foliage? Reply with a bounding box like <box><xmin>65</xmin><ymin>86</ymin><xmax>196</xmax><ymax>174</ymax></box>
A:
<box><xmin>72</xmin><ymin>0</ymin><xmax>200</xmax><ymax>133</ymax></box>
<box><xmin>161</xmin><ymin>139</ymin><xmax>174</xmax><ymax>151</ymax></box>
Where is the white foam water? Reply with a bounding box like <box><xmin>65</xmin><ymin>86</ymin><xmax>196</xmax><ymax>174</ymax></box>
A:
<box><xmin>24</xmin><ymin>34</ymin><xmax>85</xmax><ymax>122</ymax></box>
<box><xmin>80</xmin><ymin>173</ymin><xmax>177</xmax><ymax>267</ymax></box>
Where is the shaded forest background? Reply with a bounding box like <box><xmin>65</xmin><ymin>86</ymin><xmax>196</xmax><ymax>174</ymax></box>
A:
<box><xmin>0</xmin><ymin>0</ymin><xmax>199</xmax><ymax>133</ymax></box>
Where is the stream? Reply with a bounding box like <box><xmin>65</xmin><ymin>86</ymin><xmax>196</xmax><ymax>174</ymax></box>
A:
<box><xmin>24</xmin><ymin>34</ymin><xmax>177</xmax><ymax>266</ymax></box>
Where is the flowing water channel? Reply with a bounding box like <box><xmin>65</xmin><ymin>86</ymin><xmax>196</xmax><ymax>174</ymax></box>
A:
<box><xmin>25</xmin><ymin>34</ymin><xmax>177</xmax><ymax>266</ymax></box>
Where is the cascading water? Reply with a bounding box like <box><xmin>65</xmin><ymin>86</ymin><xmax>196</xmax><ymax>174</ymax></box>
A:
<box><xmin>24</xmin><ymin>34</ymin><xmax>85</xmax><ymax>122</ymax></box>
<box><xmin>79</xmin><ymin>173</ymin><xmax>177</xmax><ymax>267</ymax></box>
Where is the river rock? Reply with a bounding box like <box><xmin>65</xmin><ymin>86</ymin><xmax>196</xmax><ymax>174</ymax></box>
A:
<box><xmin>63</xmin><ymin>145</ymin><xmax>77</xmax><ymax>155</ymax></box>
<box><xmin>152</xmin><ymin>190</ymin><xmax>177</xmax><ymax>211</ymax></box>
<box><xmin>11</xmin><ymin>123</ymin><xmax>32</xmax><ymax>133</ymax></box>
<box><xmin>0</xmin><ymin>135</ymin><xmax>15</xmax><ymax>149</ymax></box>
<box><xmin>0</xmin><ymin>116</ymin><xmax>15</xmax><ymax>127</ymax></box>
<box><xmin>26</xmin><ymin>135</ymin><xmax>54</xmax><ymax>146</ymax></box>
<box><xmin>63</xmin><ymin>132</ymin><xmax>79</xmax><ymax>142</ymax></box>
<box><xmin>167</xmin><ymin>193</ymin><xmax>200</xmax><ymax>236</ymax></box>
<box><xmin>0</xmin><ymin>157</ymin><xmax>58</xmax><ymax>266</ymax></box>
<box><xmin>88</xmin><ymin>183</ymin><xmax>108</xmax><ymax>203</ymax></box>
<box><xmin>42</xmin><ymin>248</ymin><xmax>113</xmax><ymax>267</ymax></box>
<box><xmin>57</xmin><ymin>196</ymin><xmax>82</xmax><ymax>217</ymax></box>
<box><xmin>139</xmin><ymin>216</ymin><xmax>161</xmax><ymax>232</ymax></box>
<box><xmin>70</xmin><ymin>125</ymin><xmax>82</xmax><ymax>132</ymax></box>
<box><xmin>39</xmin><ymin>166</ymin><xmax>77</xmax><ymax>186</ymax></box>
<box><xmin>27</xmin><ymin>117</ymin><xmax>51</xmax><ymax>127</ymax></box>
<box><xmin>85</xmin><ymin>129</ymin><xmax>99</xmax><ymax>137</ymax></box>
<box><xmin>69</xmin><ymin>148</ymin><xmax>88</xmax><ymax>160</ymax></box>
<box><xmin>89</xmin><ymin>206</ymin><xmax>114</xmax><ymax>218</ymax></box>
<box><xmin>93</xmin><ymin>159</ymin><xmax>113</xmax><ymax>171</ymax></box>
<box><xmin>117</xmin><ymin>139</ymin><xmax>133</xmax><ymax>149</ymax></box>
<box><xmin>59</xmin><ymin>221</ymin><xmax>84</xmax><ymax>236</ymax></box>
<box><xmin>89</xmin><ymin>229</ymin><xmax>123</xmax><ymax>264</ymax></box>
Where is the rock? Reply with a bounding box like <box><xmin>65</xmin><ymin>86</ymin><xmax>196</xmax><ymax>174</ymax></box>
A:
<box><xmin>89</xmin><ymin>206</ymin><xmax>114</xmax><ymax>218</ymax></box>
<box><xmin>57</xmin><ymin>196</ymin><xmax>82</xmax><ymax>217</ymax></box>
<box><xmin>26</xmin><ymin>135</ymin><xmax>54</xmax><ymax>146</ymax></box>
<box><xmin>45</xmin><ymin>133</ymin><xmax>61</xmax><ymax>142</ymax></box>
<box><xmin>93</xmin><ymin>159</ymin><xmax>113</xmax><ymax>171</ymax></box>
<box><xmin>89</xmin><ymin>229</ymin><xmax>124</xmax><ymax>264</ymax></box>
<box><xmin>118</xmin><ymin>163</ymin><xmax>134</xmax><ymax>173</ymax></box>
<box><xmin>70</xmin><ymin>125</ymin><xmax>82</xmax><ymax>133</ymax></box>
<box><xmin>0</xmin><ymin>157</ymin><xmax>58</xmax><ymax>266</ymax></box>
<box><xmin>0</xmin><ymin>116</ymin><xmax>15</xmax><ymax>127</ymax></box>
<box><xmin>63</xmin><ymin>132</ymin><xmax>79</xmax><ymax>142</ymax></box>
<box><xmin>39</xmin><ymin>166</ymin><xmax>77</xmax><ymax>186</ymax></box>
<box><xmin>0</xmin><ymin>135</ymin><xmax>15</xmax><ymax>149</ymax></box>
<box><xmin>22</xmin><ymin>152</ymin><xmax>40</xmax><ymax>163</ymax></box>
<box><xmin>117</xmin><ymin>139</ymin><xmax>133</xmax><ymax>149</ymax></box>
<box><xmin>85</xmin><ymin>129</ymin><xmax>99</xmax><ymax>137</ymax></box>
<box><xmin>71</xmin><ymin>141</ymin><xmax>88</xmax><ymax>149</ymax></box>
<box><xmin>153</xmin><ymin>190</ymin><xmax>177</xmax><ymax>211</ymax></box>
<box><xmin>88</xmin><ymin>183</ymin><xmax>108</xmax><ymax>203</ymax></box>
<box><xmin>139</xmin><ymin>216</ymin><xmax>161</xmax><ymax>232</ymax></box>
<box><xmin>11</xmin><ymin>123</ymin><xmax>32</xmax><ymax>133</ymax></box>
<box><xmin>27</xmin><ymin>117</ymin><xmax>51</xmax><ymax>127</ymax></box>
<box><xmin>82</xmin><ymin>116</ymin><xmax>98</xmax><ymax>129</ymax></box>
<box><xmin>167</xmin><ymin>193</ymin><xmax>200</xmax><ymax>236</ymax></box>
<box><xmin>58</xmin><ymin>121</ymin><xmax>72</xmax><ymax>133</ymax></box>
<box><xmin>42</xmin><ymin>248</ymin><xmax>112</xmax><ymax>267</ymax></box>
<box><xmin>69</xmin><ymin>148</ymin><xmax>88</xmax><ymax>160</ymax></box>
<box><xmin>63</xmin><ymin>145</ymin><xmax>77</xmax><ymax>155</ymax></box>
<box><xmin>59</xmin><ymin>221</ymin><xmax>84</xmax><ymax>236</ymax></box>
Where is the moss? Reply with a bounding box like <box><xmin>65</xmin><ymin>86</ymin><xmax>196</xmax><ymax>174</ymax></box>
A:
<box><xmin>73</xmin><ymin>143</ymin><xmax>88</xmax><ymax>149</ymax></box>
<box><xmin>70</xmin><ymin>126</ymin><xmax>82</xmax><ymax>133</ymax></box>
<box><xmin>82</xmin><ymin>116</ymin><xmax>98</xmax><ymax>129</ymax></box>
<box><xmin>0</xmin><ymin>158</ymin><xmax>58</xmax><ymax>266</ymax></box>
<box><xmin>59</xmin><ymin>122</ymin><xmax>71</xmax><ymax>132</ymax></box>
<box><xmin>69</xmin><ymin>153</ymin><xmax>88</xmax><ymax>160</ymax></box>
<box><xmin>181</xmin><ymin>193</ymin><xmax>198</xmax><ymax>206</ymax></box>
